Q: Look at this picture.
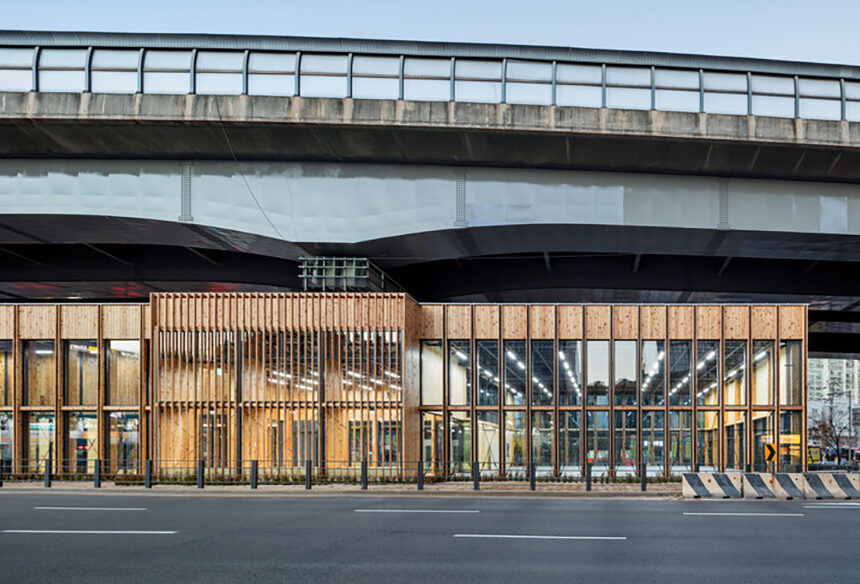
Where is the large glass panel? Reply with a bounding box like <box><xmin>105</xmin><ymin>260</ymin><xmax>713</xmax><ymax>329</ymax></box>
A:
<box><xmin>752</xmin><ymin>341</ymin><xmax>775</xmax><ymax>405</ymax></box>
<box><xmin>586</xmin><ymin>410</ymin><xmax>610</xmax><ymax>473</ymax></box>
<box><xmin>531</xmin><ymin>340</ymin><xmax>554</xmax><ymax>406</ymax></box>
<box><xmin>779</xmin><ymin>341</ymin><xmax>803</xmax><ymax>406</ymax></box>
<box><xmin>0</xmin><ymin>340</ymin><xmax>11</xmax><ymax>406</ymax></box>
<box><xmin>586</xmin><ymin>340</ymin><xmax>609</xmax><ymax>406</ymax></box>
<box><xmin>559</xmin><ymin>411</ymin><xmax>581</xmax><ymax>477</ymax></box>
<box><xmin>65</xmin><ymin>340</ymin><xmax>98</xmax><ymax>406</ymax></box>
<box><xmin>779</xmin><ymin>411</ymin><xmax>803</xmax><ymax>472</ymax></box>
<box><xmin>697</xmin><ymin>411</ymin><xmax>720</xmax><ymax>471</ymax></box>
<box><xmin>724</xmin><ymin>411</ymin><xmax>746</xmax><ymax>471</ymax></box>
<box><xmin>531</xmin><ymin>411</ymin><xmax>553</xmax><ymax>474</ymax></box>
<box><xmin>448</xmin><ymin>340</ymin><xmax>470</xmax><ymax>406</ymax></box>
<box><xmin>696</xmin><ymin>340</ymin><xmax>719</xmax><ymax>406</ymax></box>
<box><xmin>724</xmin><ymin>340</ymin><xmax>747</xmax><ymax>406</ymax></box>
<box><xmin>476</xmin><ymin>411</ymin><xmax>499</xmax><ymax>475</ymax></box>
<box><xmin>751</xmin><ymin>411</ymin><xmax>774</xmax><ymax>472</ymax></box>
<box><xmin>0</xmin><ymin>411</ymin><xmax>12</xmax><ymax>474</ymax></box>
<box><xmin>449</xmin><ymin>411</ymin><xmax>471</xmax><ymax>475</ymax></box>
<box><xmin>24</xmin><ymin>340</ymin><xmax>55</xmax><ymax>406</ymax></box>
<box><xmin>504</xmin><ymin>411</ymin><xmax>525</xmax><ymax>475</ymax></box>
<box><xmin>613</xmin><ymin>410</ymin><xmax>637</xmax><ymax>476</ymax></box>
<box><xmin>421</xmin><ymin>411</ymin><xmax>444</xmax><ymax>476</ymax></box>
<box><xmin>420</xmin><ymin>340</ymin><xmax>443</xmax><ymax>405</ymax></box>
<box><xmin>106</xmin><ymin>412</ymin><xmax>139</xmax><ymax>472</ymax></box>
<box><xmin>65</xmin><ymin>412</ymin><xmax>98</xmax><ymax>474</ymax></box>
<box><xmin>558</xmin><ymin>340</ymin><xmax>581</xmax><ymax>405</ymax></box>
<box><xmin>504</xmin><ymin>340</ymin><xmax>526</xmax><ymax>406</ymax></box>
<box><xmin>669</xmin><ymin>411</ymin><xmax>693</xmax><ymax>473</ymax></box>
<box><xmin>377</xmin><ymin>421</ymin><xmax>399</xmax><ymax>466</ymax></box>
<box><xmin>614</xmin><ymin>340</ymin><xmax>637</xmax><ymax>406</ymax></box>
<box><xmin>668</xmin><ymin>340</ymin><xmax>692</xmax><ymax>406</ymax></box>
<box><xmin>641</xmin><ymin>341</ymin><xmax>665</xmax><ymax>406</ymax></box>
<box><xmin>476</xmin><ymin>340</ymin><xmax>499</xmax><ymax>406</ymax></box>
<box><xmin>25</xmin><ymin>412</ymin><xmax>54</xmax><ymax>472</ymax></box>
<box><xmin>106</xmin><ymin>340</ymin><xmax>140</xmax><ymax>405</ymax></box>
<box><xmin>642</xmin><ymin>411</ymin><xmax>665</xmax><ymax>476</ymax></box>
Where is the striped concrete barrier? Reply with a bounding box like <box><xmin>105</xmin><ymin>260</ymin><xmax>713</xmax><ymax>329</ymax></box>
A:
<box><xmin>682</xmin><ymin>472</ymin><xmax>743</xmax><ymax>498</ymax></box>
<box><xmin>831</xmin><ymin>473</ymin><xmax>860</xmax><ymax>499</ymax></box>
<box><xmin>771</xmin><ymin>473</ymin><xmax>805</xmax><ymax>500</ymax></box>
<box><xmin>743</xmin><ymin>473</ymin><xmax>777</xmax><ymax>499</ymax></box>
<box><xmin>801</xmin><ymin>472</ymin><xmax>860</xmax><ymax>499</ymax></box>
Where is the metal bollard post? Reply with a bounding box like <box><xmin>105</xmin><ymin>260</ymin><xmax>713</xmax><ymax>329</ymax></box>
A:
<box><xmin>197</xmin><ymin>459</ymin><xmax>205</xmax><ymax>489</ymax></box>
<box><xmin>529</xmin><ymin>462</ymin><xmax>536</xmax><ymax>491</ymax></box>
<box><xmin>250</xmin><ymin>460</ymin><xmax>258</xmax><ymax>490</ymax></box>
<box><xmin>586</xmin><ymin>462</ymin><xmax>592</xmax><ymax>492</ymax></box>
<box><xmin>692</xmin><ymin>462</ymin><xmax>699</xmax><ymax>473</ymax></box>
<box><xmin>472</xmin><ymin>461</ymin><xmax>479</xmax><ymax>491</ymax></box>
<box><xmin>145</xmin><ymin>459</ymin><xmax>152</xmax><ymax>489</ymax></box>
<box><xmin>640</xmin><ymin>462</ymin><xmax>647</xmax><ymax>492</ymax></box>
<box><xmin>417</xmin><ymin>460</ymin><xmax>424</xmax><ymax>491</ymax></box>
<box><xmin>305</xmin><ymin>459</ymin><xmax>312</xmax><ymax>490</ymax></box>
<box><xmin>45</xmin><ymin>455</ymin><xmax>52</xmax><ymax>488</ymax></box>
<box><xmin>94</xmin><ymin>459</ymin><xmax>101</xmax><ymax>489</ymax></box>
<box><xmin>361</xmin><ymin>460</ymin><xmax>368</xmax><ymax>490</ymax></box>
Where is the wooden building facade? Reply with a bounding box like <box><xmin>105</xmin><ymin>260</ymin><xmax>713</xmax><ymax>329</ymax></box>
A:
<box><xmin>0</xmin><ymin>294</ymin><xmax>808</xmax><ymax>478</ymax></box>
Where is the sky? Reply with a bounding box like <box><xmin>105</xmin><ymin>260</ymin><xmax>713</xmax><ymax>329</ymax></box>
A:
<box><xmin>2</xmin><ymin>0</ymin><xmax>859</xmax><ymax>66</ymax></box>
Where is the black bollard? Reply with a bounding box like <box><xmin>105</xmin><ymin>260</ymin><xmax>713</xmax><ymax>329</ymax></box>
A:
<box><xmin>305</xmin><ymin>459</ymin><xmax>312</xmax><ymax>490</ymax></box>
<box><xmin>586</xmin><ymin>462</ymin><xmax>592</xmax><ymax>492</ymax></box>
<box><xmin>44</xmin><ymin>454</ymin><xmax>52</xmax><ymax>488</ymax></box>
<box><xmin>94</xmin><ymin>459</ymin><xmax>101</xmax><ymax>489</ymax></box>
<box><xmin>529</xmin><ymin>462</ymin><xmax>536</xmax><ymax>491</ymax></box>
<box><xmin>145</xmin><ymin>459</ymin><xmax>153</xmax><ymax>489</ymax></box>
<box><xmin>473</xmin><ymin>461</ymin><xmax>479</xmax><ymax>491</ymax></box>
<box><xmin>250</xmin><ymin>460</ymin><xmax>258</xmax><ymax>490</ymax></box>
<box><xmin>417</xmin><ymin>460</ymin><xmax>424</xmax><ymax>491</ymax></box>
<box><xmin>361</xmin><ymin>460</ymin><xmax>368</xmax><ymax>490</ymax></box>
<box><xmin>640</xmin><ymin>462</ymin><xmax>647</xmax><ymax>492</ymax></box>
<box><xmin>197</xmin><ymin>459</ymin><xmax>205</xmax><ymax>489</ymax></box>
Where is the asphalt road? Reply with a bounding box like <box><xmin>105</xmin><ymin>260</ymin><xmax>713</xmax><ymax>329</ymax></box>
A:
<box><xmin>0</xmin><ymin>492</ymin><xmax>857</xmax><ymax>583</ymax></box>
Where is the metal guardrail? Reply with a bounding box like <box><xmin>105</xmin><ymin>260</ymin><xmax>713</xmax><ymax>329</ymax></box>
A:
<box><xmin>0</xmin><ymin>31</ymin><xmax>859</xmax><ymax>122</ymax></box>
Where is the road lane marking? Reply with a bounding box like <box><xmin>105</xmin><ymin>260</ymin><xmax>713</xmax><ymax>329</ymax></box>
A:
<box><xmin>34</xmin><ymin>507</ymin><xmax>147</xmax><ymax>511</ymax></box>
<box><xmin>3</xmin><ymin>530</ymin><xmax>175</xmax><ymax>535</ymax></box>
<box><xmin>356</xmin><ymin>509</ymin><xmax>479</xmax><ymax>514</ymax></box>
<box><xmin>804</xmin><ymin>503</ymin><xmax>860</xmax><ymax>508</ymax></box>
<box><xmin>454</xmin><ymin>534</ymin><xmax>626</xmax><ymax>540</ymax></box>
<box><xmin>683</xmin><ymin>512</ymin><xmax>804</xmax><ymax>517</ymax></box>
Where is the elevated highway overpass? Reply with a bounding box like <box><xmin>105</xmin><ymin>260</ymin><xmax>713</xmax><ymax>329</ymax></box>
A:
<box><xmin>1</xmin><ymin>31</ymin><xmax>860</xmax><ymax>351</ymax></box>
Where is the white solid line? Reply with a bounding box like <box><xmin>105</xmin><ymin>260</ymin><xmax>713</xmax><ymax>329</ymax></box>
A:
<box><xmin>683</xmin><ymin>512</ymin><xmax>804</xmax><ymax>517</ymax></box>
<box><xmin>804</xmin><ymin>504</ymin><xmax>860</xmax><ymax>508</ymax></box>
<box><xmin>34</xmin><ymin>507</ymin><xmax>147</xmax><ymax>511</ymax></box>
<box><xmin>355</xmin><ymin>509</ymin><xmax>479</xmax><ymax>514</ymax></box>
<box><xmin>454</xmin><ymin>534</ymin><xmax>626</xmax><ymax>540</ymax></box>
<box><xmin>3</xmin><ymin>530</ymin><xmax>175</xmax><ymax>535</ymax></box>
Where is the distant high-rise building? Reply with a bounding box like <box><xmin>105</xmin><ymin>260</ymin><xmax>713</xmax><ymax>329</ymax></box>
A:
<box><xmin>808</xmin><ymin>358</ymin><xmax>860</xmax><ymax>402</ymax></box>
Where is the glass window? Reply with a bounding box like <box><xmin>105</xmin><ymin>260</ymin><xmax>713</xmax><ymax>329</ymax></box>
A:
<box><xmin>724</xmin><ymin>341</ymin><xmax>747</xmax><ymax>406</ymax></box>
<box><xmin>24</xmin><ymin>340</ymin><xmax>55</xmax><ymax>406</ymax></box>
<box><xmin>779</xmin><ymin>411</ymin><xmax>802</xmax><ymax>472</ymax></box>
<box><xmin>65</xmin><ymin>340</ymin><xmax>98</xmax><ymax>406</ymax></box>
<box><xmin>586</xmin><ymin>410</ymin><xmax>610</xmax><ymax>472</ymax></box>
<box><xmin>449</xmin><ymin>411</ymin><xmax>471</xmax><ymax>474</ymax></box>
<box><xmin>531</xmin><ymin>411</ymin><xmax>553</xmax><ymax>472</ymax></box>
<box><xmin>0</xmin><ymin>340</ymin><xmax>11</xmax><ymax>407</ymax></box>
<box><xmin>448</xmin><ymin>340</ymin><xmax>470</xmax><ymax>406</ymax></box>
<box><xmin>668</xmin><ymin>340</ymin><xmax>692</xmax><ymax>406</ymax></box>
<box><xmin>614</xmin><ymin>340</ymin><xmax>637</xmax><ymax>406</ymax></box>
<box><xmin>504</xmin><ymin>340</ymin><xmax>526</xmax><ymax>405</ymax></box>
<box><xmin>377</xmin><ymin>421</ymin><xmax>399</xmax><ymax>466</ymax></box>
<box><xmin>106</xmin><ymin>412</ymin><xmax>138</xmax><ymax>473</ymax></box>
<box><xmin>752</xmin><ymin>341</ymin><xmax>774</xmax><ymax>405</ymax></box>
<box><xmin>25</xmin><ymin>412</ymin><xmax>54</xmax><ymax>473</ymax></box>
<box><xmin>724</xmin><ymin>411</ymin><xmax>746</xmax><ymax>471</ymax></box>
<box><xmin>65</xmin><ymin>412</ymin><xmax>98</xmax><ymax>474</ymax></box>
<box><xmin>504</xmin><ymin>411</ymin><xmax>525</xmax><ymax>474</ymax></box>
<box><xmin>779</xmin><ymin>341</ymin><xmax>803</xmax><ymax>406</ymax></box>
<box><xmin>696</xmin><ymin>340</ymin><xmax>719</xmax><ymax>406</ymax></box>
<box><xmin>0</xmin><ymin>411</ymin><xmax>12</xmax><ymax>474</ymax></box>
<box><xmin>751</xmin><ymin>411</ymin><xmax>774</xmax><ymax>472</ymax></box>
<box><xmin>614</xmin><ymin>410</ymin><xmax>637</xmax><ymax>476</ymax></box>
<box><xmin>531</xmin><ymin>340</ymin><xmax>554</xmax><ymax>406</ymax></box>
<box><xmin>476</xmin><ymin>340</ymin><xmax>499</xmax><ymax>406</ymax></box>
<box><xmin>558</xmin><ymin>340</ymin><xmax>581</xmax><ymax>405</ymax></box>
<box><xmin>669</xmin><ymin>411</ymin><xmax>692</xmax><ymax>473</ymax></box>
<box><xmin>420</xmin><ymin>340</ymin><xmax>443</xmax><ymax>405</ymax></box>
<box><xmin>106</xmin><ymin>340</ymin><xmax>140</xmax><ymax>405</ymax></box>
<box><xmin>476</xmin><ymin>411</ymin><xmax>499</xmax><ymax>474</ymax></box>
<box><xmin>559</xmin><ymin>411</ymin><xmax>581</xmax><ymax>477</ymax></box>
<box><xmin>586</xmin><ymin>340</ymin><xmax>609</xmax><ymax>406</ymax></box>
<box><xmin>696</xmin><ymin>411</ymin><xmax>720</xmax><ymax>471</ymax></box>
<box><xmin>642</xmin><ymin>411</ymin><xmax>665</xmax><ymax>476</ymax></box>
<box><xmin>641</xmin><ymin>341</ymin><xmax>665</xmax><ymax>406</ymax></box>
<box><xmin>421</xmin><ymin>411</ymin><xmax>444</xmax><ymax>475</ymax></box>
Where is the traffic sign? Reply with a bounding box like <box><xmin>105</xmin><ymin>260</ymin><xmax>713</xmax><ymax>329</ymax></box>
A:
<box><xmin>764</xmin><ymin>442</ymin><xmax>777</xmax><ymax>462</ymax></box>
